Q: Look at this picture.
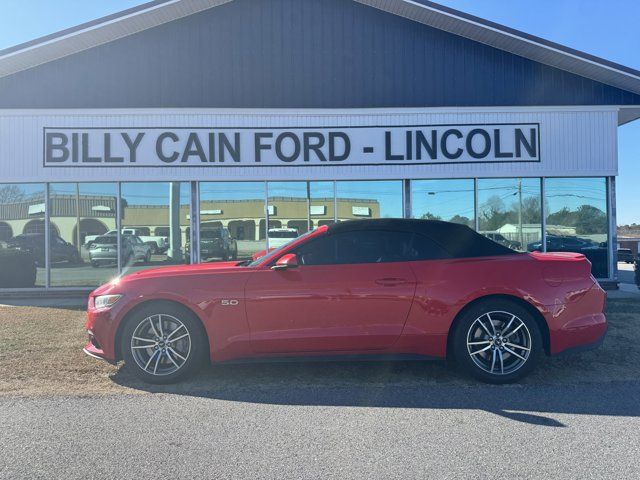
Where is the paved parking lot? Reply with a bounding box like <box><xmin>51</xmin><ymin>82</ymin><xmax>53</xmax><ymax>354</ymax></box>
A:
<box><xmin>1</xmin><ymin>299</ymin><xmax>639</xmax><ymax>479</ymax></box>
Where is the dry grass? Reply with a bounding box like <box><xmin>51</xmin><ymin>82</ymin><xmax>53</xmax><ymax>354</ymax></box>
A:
<box><xmin>0</xmin><ymin>299</ymin><xmax>639</xmax><ymax>397</ymax></box>
<box><xmin>0</xmin><ymin>306</ymin><xmax>132</xmax><ymax>396</ymax></box>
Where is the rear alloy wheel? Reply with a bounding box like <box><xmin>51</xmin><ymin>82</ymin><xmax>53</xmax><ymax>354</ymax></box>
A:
<box><xmin>121</xmin><ymin>303</ymin><xmax>207</xmax><ymax>384</ymax></box>
<box><xmin>453</xmin><ymin>300</ymin><xmax>543</xmax><ymax>384</ymax></box>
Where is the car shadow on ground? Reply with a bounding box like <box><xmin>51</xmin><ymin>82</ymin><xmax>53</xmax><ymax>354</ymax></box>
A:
<box><xmin>111</xmin><ymin>358</ymin><xmax>640</xmax><ymax>428</ymax></box>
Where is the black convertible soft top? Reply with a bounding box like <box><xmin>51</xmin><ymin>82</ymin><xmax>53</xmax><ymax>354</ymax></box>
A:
<box><xmin>327</xmin><ymin>219</ymin><xmax>515</xmax><ymax>258</ymax></box>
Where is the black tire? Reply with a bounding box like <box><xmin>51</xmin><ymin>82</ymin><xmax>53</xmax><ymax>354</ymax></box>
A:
<box><xmin>222</xmin><ymin>250</ymin><xmax>229</xmax><ymax>261</ymax></box>
<box><xmin>90</xmin><ymin>260</ymin><xmax>100</xmax><ymax>268</ymax></box>
<box><xmin>232</xmin><ymin>246</ymin><xmax>238</xmax><ymax>260</ymax></box>
<box><xmin>452</xmin><ymin>299</ymin><xmax>543</xmax><ymax>384</ymax></box>
<box><xmin>145</xmin><ymin>251</ymin><xmax>152</xmax><ymax>264</ymax></box>
<box><xmin>121</xmin><ymin>302</ymin><xmax>208</xmax><ymax>384</ymax></box>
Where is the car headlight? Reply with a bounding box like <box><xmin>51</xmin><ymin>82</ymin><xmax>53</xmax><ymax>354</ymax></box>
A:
<box><xmin>93</xmin><ymin>294</ymin><xmax>122</xmax><ymax>310</ymax></box>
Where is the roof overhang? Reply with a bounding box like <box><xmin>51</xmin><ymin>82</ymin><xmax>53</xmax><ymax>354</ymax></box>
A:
<box><xmin>355</xmin><ymin>0</ymin><xmax>640</xmax><ymax>96</ymax></box>
<box><xmin>0</xmin><ymin>0</ymin><xmax>232</xmax><ymax>78</ymax></box>
<box><xmin>0</xmin><ymin>0</ymin><xmax>639</xmax><ymax>125</ymax></box>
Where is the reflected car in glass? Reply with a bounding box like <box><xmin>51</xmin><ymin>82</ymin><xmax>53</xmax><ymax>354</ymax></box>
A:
<box><xmin>617</xmin><ymin>248</ymin><xmax>635</xmax><ymax>264</ymax></box>
<box><xmin>84</xmin><ymin>219</ymin><xmax>607</xmax><ymax>385</ymax></box>
<box><xmin>7</xmin><ymin>233</ymin><xmax>81</xmax><ymax>266</ymax></box>
<box><xmin>267</xmin><ymin>227</ymin><xmax>299</xmax><ymax>249</ymax></box>
<box><xmin>89</xmin><ymin>235</ymin><xmax>151</xmax><ymax>267</ymax></box>
<box><xmin>199</xmin><ymin>227</ymin><xmax>238</xmax><ymax>261</ymax></box>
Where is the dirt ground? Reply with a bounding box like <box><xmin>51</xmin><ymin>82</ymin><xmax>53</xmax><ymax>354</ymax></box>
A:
<box><xmin>0</xmin><ymin>298</ymin><xmax>638</xmax><ymax>397</ymax></box>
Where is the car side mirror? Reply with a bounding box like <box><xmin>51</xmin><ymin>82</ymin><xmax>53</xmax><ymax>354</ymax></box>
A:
<box><xmin>272</xmin><ymin>253</ymin><xmax>299</xmax><ymax>271</ymax></box>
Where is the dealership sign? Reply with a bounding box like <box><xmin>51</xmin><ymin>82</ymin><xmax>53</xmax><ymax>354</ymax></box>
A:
<box><xmin>43</xmin><ymin>124</ymin><xmax>539</xmax><ymax>167</ymax></box>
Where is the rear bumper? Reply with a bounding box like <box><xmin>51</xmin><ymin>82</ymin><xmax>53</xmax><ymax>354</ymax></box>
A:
<box><xmin>552</xmin><ymin>325</ymin><xmax>607</xmax><ymax>356</ymax></box>
<box><xmin>547</xmin><ymin>283</ymin><xmax>608</xmax><ymax>355</ymax></box>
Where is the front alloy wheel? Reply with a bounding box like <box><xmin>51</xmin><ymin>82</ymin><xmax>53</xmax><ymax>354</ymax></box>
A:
<box><xmin>130</xmin><ymin>314</ymin><xmax>191</xmax><ymax>376</ymax></box>
<box><xmin>453</xmin><ymin>300</ymin><xmax>542</xmax><ymax>383</ymax></box>
<box><xmin>122</xmin><ymin>303</ymin><xmax>207</xmax><ymax>384</ymax></box>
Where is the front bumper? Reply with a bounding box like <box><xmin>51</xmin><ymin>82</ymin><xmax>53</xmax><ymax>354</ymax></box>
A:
<box><xmin>83</xmin><ymin>344</ymin><xmax>117</xmax><ymax>365</ymax></box>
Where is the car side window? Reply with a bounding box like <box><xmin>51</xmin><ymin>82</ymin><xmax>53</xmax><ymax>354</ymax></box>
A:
<box><xmin>294</xmin><ymin>230</ymin><xmax>450</xmax><ymax>265</ymax></box>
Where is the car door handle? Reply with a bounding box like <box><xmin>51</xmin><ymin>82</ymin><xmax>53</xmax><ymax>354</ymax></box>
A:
<box><xmin>375</xmin><ymin>277</ymin><xmax>410</xmax><ymax>286</ymax></box>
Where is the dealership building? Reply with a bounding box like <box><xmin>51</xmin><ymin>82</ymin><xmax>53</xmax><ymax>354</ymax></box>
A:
<box><xmin>1</xmin><ymin>0</ymin><xmax>639</xmax><ymax>291</ymax></box>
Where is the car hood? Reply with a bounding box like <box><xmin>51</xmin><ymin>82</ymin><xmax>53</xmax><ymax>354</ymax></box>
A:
<box><xmin>91</xmin><ymin>261</ymin><xmax>248</xmax><ymax>296</ymax></box>
<box><xmin>125</xmin><ymin>261</ymin><xmax>244</xmax><ymax>278</ymax></box>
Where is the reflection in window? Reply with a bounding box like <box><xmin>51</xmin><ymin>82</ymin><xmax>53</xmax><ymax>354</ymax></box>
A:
<box><xmin>545</xmin><ymin>178</ymin><xmax>608</xmax><ymax>278</ymax></box>
<box><xmin>0</xmin><ymin>184</ymin><xmax>45</xmax><ymax>288</ymax></box>
<box><xmin>265</xmin><ymin>181</ymin><xmax>337</xmax><ymax>250</ymax></box>
<box><xmin>336</xmin><ymin>181</ymin><xmax>403</xmax><ymax>221</ymax></box>
<box><xmin>49</xmin><ymin>183</ymin><xmax>118</xmax><ymax>287</ymax></box>
<box><xmin>477</xmin><ymin>178</ymin><xmax>541</xmax><ymax>252</ymax></box>
<box><xmin>411</xmin><ymin>179</ymin><xmax>475</xmax><ymax>228</ymax></box>
<box><xmin>310</xmin><ymin>182</ymin><xmax>336</xmax><ymax>227</ymax></box>
<box><xmin>267</xmin><ymin>182</ymin><xmax>309</xmax><ymax>249</ymax></box>
<box><xmin>199</xmin><ymin>182</ymin><xmax>265</xmax><ymax>262</ymax></box>
<box><xmin>121</xmin><ymin>182</ymin><xmax>190</xmax><ymax>273</ymax></box>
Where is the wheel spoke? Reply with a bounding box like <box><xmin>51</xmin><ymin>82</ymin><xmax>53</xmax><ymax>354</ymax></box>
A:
<box><xmin>148</xmin><ymin>317</ymin><xmax>160</xmax><ymax>337</ymax></box>
<box><xmin>503</xmin><ymin>346</ymin><xmax>527</xmax><ymax>361</ymax></box>
<box><xmin>168</xmin><ymin>347</ymin><xmax>186</xmax><ymax>362</ymax></box>
<box><xmin>467</xmin><ymin>340</ymin><xmax>491</xmax><ymax>346</ymax></box>
<box><xmin>166</xmin><ymin>325</ymin><xmax>186</xmax><ymax>341</ymax></box>
<box><xmin>503</xmin><ymin>315</ymin><xmax>516</xmax><ymax>336</ymax></box>
<box><xmin>505</xmin><ymin>342</ymin><xmax>530</xmax><ymax>352</ymax></box>
<box><xmin>132</xmin><ymin>344</ymin><xmax>156</xmax><ymax>350</ymax></box>
<box><xmin>470</xmin><ymin>345</ymin><xmax>492</xmax><ymax>356</ymax></box>
<box><xmin>490</xmin><ymin>349</ymin><xmax>497</xmax><ymax>373</ymax></box>
<box><xmin>485</xmin><ymin>313</ymin><xmax>497</xmax><ymax>335</ymax></box>
<box><xmin>476</xmin><ymin>318</ymin><xmax>493</xmax><ymax>337</ymax></box>
<box><xmin>167</xmin><ymin>333</ymin><xmax>189</xmax><ymax>342</ymax></box>
<box><xmin>153</xmin><ymin>351</ymin><xmax>162</xmax><ymax>374</ymax></box>
<box><xmin>144</xmin><ymin>350</ymin><xmax>158</xmax><ymax>371</ymax></box>
<box><xmin>165</xmin><ymin>349</ymin><xmax>180</xmax><ymax>369</ymax></box>
<box><xmin>497</xmin><ymin>349</ymin><xmax>504</xmax><ymax>374</ymax></box>
<box><xmin>503</xmin><ymin>322</ymin><xmax>524</xmax><ymax>339</ymax></box>
<box><xmin>132</xmin><ymin>336</ymin><xmax>155</xmax><ymax>344</ymax></box>
<box><xmin>157</xmin><ymin>315</ymin><xmax>164</xmax><ymax>337</ymax></box>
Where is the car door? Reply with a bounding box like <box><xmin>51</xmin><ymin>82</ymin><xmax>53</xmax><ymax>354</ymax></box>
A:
<box><xmin>130</xmin><ymin>236</ymin><xmax>145</xmax><ymax>258</ymax></box>
<box><xmin>244</xmin><ymin>229</ymin><xmax>418</xmax><ymax>353</ymax></box>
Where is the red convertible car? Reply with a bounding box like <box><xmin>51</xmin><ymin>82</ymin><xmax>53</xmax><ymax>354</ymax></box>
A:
<box><xmin>84</xmin><ymin>219</ymin><xmax>607</xmax><ymax>384</ymax></box>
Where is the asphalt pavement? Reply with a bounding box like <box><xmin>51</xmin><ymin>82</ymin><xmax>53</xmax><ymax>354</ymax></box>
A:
<box><xmin>1</xmin><ymin>379</ymin><xmax>639</xmax><ymax>479</ymax></box>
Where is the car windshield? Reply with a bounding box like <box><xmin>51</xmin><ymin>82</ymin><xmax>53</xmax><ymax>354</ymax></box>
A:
<box><xmin>201</xmin><ymin>230</ymin><xmax>222</xmax><ymax>239</ymax></box>
<box><xmin>247</xmin><ymin>228</ymin><xmax>318</xmax><ymax>266</ymax></box>
<box><xmin>269</xmin><ymin>230</ymin><xmax>298</xmax><ymax>238</ymax></box>
<box><xmin>93</xmin><ymin>236</ymin><xmax>117</xmax><ymax>245</ymax></box>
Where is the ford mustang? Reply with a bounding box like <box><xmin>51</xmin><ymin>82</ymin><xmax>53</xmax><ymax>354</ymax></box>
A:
<box><xmin>84</xmin><ymin>219</ymin><xmax>607</xmax><ymax>384</ymax></box>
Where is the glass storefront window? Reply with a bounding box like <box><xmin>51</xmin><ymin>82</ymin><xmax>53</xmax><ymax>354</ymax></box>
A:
<box><xmin>267</xmin><ymin>182</ymin><xmax>310</xmax><ymax>249</ymax></box>
<box><xmin>49</xmin><ymin>183</ymin><xmax>118</xmax><ymax>287</ymax></box>
<box><xmin>309</xmin><ymin>181</ymin><xmax>336</xmax><ymax>227</ymax></box>
<box><xmin>121</xmin><ymin>182</ymin><xmax>190</xmax><ymax>273</ymax></box>
<box><xmin>336</xmin><ymin>181</ymin><xmax>403</xmax><ymax>221</ymax></box>
<box><xmin>0</xmin><ymin>184</ymin><xmax>46</xmax><ymax>288</ymax></box>
<box><xmin>477</xmin><ymin>178</ymin><xmax>542</xmax><ymax>252</ymax></box>
<box><xmin>411</xmin><ymin>179</ymin><xmax>475</xmax><ymax>228</ymax></box>
<box><xmin>199</xmin><ymin>182</ymin><xmax>266</xmax><ymax>262</ymax></box>
<box><xmin>266</xmin><ymin>181</ymin><xmax>338</xmax><ymax>248</ymax></box>
<box><xmin>545</xmin><ymin>178</ymin><xmax>609</xmax><ymax>278</ymax></box>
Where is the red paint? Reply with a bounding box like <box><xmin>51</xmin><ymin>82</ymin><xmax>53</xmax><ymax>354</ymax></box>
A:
<box><xmin>85</xmin><ymin>226</ymin><xmax>607</xmax><ymax>364</ymax></box>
